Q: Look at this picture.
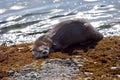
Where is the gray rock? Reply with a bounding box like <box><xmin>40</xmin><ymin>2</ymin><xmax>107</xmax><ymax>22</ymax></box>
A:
<box><xmin>10</xmin><ymin>59</ymin><xmax>83</xmax><ymax>80</ymax></box>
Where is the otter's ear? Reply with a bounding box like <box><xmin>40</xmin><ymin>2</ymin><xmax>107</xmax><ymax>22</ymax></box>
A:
<box><xmin>47</xmin><ymin>37</ymin><xmax>53</xmax><ymax>43</ymax></box>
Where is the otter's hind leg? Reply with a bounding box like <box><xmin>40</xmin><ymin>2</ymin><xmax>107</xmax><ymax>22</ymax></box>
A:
<box><xmin>79</xmin><ymin>40</ymin><xmax>97</xmax><ymax>52</ymax></box>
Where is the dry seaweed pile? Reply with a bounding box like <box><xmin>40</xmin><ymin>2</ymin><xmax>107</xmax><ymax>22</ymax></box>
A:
<box><xmin>0</xmin><ymin>36</ymin><xmax>120</xmax><ymax>80</ymax></box>
<box><xmin>75</xmin><ymin>36</ymin><xmax>120</xmax><ymax>80</ymax></box>
<box><xmin>0</xmin><ymin>43</ymin><xmax>44</xmax><ymax>79</ymax></box>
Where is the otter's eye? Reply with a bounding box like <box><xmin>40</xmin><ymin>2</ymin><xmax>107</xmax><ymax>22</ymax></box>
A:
<box><xmin>37</xmin><ymin>51</ymin><xmax>42</xmax><ymax>53</ymax></box>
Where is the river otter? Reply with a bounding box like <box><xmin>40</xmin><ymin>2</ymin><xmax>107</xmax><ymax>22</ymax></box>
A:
<box><xmin>32</xmin><ymin>19</ymin><xmax>103</xmax><ymax>59</ymax></box>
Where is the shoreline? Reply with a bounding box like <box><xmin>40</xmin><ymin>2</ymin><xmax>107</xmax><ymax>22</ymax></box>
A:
<box><xmin>0</xmin><ymin>36</ymin><xmax>120</xmax><ymax>80</ymax></box>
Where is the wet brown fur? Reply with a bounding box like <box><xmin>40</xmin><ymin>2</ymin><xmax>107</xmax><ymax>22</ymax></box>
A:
<box><xmin>32</xmin><ymin>19</ymin><xmax>103</xmax><ymax>58</ymax></box>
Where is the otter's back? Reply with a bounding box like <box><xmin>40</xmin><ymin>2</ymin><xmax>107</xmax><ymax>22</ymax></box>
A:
<box><xmin>51</xmin><ymin>19</ymin><xmax>95</xmax><ymax>46</ymax></box>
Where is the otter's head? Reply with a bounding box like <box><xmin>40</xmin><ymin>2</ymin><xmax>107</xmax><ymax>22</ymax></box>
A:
<box><xmin>31</xmin><ymin>35</ymin><xmax>53</xmax><ymax>59</ymax></box>
<box><xmin>32</xmin><ymin>44</ymin><xmax>50</xmax><ymax>59</ymax></box>
<box><xmin>31</xmin><ymin>36</ymin><xmax>53</xmax><ymax>59</ymax></box>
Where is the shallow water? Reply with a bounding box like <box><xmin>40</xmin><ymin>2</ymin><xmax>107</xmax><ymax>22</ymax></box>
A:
<box><xmin>0</xmin><ymin>0</ymin><xmax>120</xmax><ymax>45</ymax></box>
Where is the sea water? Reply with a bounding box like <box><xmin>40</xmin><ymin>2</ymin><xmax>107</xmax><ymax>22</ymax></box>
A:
<box><xmin>0</xmin><ymin>0</ymin><xmax>120</xmax><ymax>45</ymax></box>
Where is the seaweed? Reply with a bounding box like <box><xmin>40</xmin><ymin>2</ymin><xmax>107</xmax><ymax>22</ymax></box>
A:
<box><xmin>0</xmin><ymin>36</ymin><xmax>120</xmax><ymax>80</ymax></box>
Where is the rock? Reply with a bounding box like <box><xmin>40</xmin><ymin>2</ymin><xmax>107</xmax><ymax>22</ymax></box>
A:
<box><xmin>10</xmin><ymin>59</ymin><xmax>82</xmax><ymax>80</ymax></box>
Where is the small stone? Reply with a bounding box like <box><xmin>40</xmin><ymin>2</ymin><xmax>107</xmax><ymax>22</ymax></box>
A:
<box><xmin>7</xmin><ymin>70</ymin><xmax>15</xmax><ymax>76</ymax></box>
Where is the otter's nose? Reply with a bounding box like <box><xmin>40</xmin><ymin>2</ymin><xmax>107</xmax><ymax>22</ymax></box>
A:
<box><xmin>42</xmin><ymin>51</ymin><xmax>48</xmax><ymax>55</ymax></box>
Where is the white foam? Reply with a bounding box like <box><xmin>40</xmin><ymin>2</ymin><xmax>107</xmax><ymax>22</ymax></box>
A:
<box><xmin>0</xmin><ymin>8</ymin><xmax>6</xmax><ymax>14</ymax></box>
<box><xmin>50</xmin><ymin>9</ymin><xmax>63</xmax><ymax>14</ymax></box>
<box><xmin>10</xmin><ymin>5</ymin><xmax>25</xmax><ymax>10</ymax></box>
<box><xmin>53</xmin><ymin>0</ymin><xmax>61</xmax><ymax>3</ymax></box>
<box><xmin>6</xmin><ymin>15</ymin><xmax>21</xmax><ymax>21</ymax></box>
<box><xmin>84</xmin><ymin>0</ymin><xmax>98</xmax><ymax>2</ymax></box>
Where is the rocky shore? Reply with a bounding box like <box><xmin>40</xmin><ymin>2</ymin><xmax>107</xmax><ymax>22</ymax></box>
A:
<box><xmin>0</xmin><ymin>36</ymin><xmax>120</xmax><ymax>80</ymax></box>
